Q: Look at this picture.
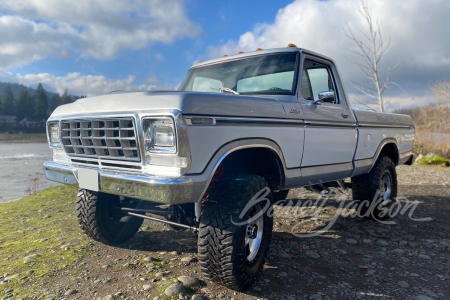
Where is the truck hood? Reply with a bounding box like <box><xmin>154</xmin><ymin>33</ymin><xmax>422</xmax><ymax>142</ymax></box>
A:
<box><xmin>50</xmin><ymin>91</ymin><xmax>287</xmax><ymax>119</ymax></box>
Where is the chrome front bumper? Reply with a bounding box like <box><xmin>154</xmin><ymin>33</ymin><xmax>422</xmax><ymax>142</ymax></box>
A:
<box><xmin>43</xmin><ymin>161</ymin><xmax>194</xmax><ymax>204</ymax></box>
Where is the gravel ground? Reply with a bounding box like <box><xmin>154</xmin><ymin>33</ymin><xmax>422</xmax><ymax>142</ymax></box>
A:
<box><xmin>1</xmin><ymin>165</ymin><xmax>450</xmax><ymax>300</ymax></box>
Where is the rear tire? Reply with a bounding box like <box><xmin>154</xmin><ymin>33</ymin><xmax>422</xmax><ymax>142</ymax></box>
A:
<box><xmin>352</xmin><ymin>156</ymin><xmax>398</xmax><ymax>221</ymax></box>
<box><xmin>198</xmin><ymin>174</ymin><xmax>273</xmax><ymax>291</ymax></box>
<box><xmin>76</xmin><ymin>189</ymin><xmax>144</xmax><ymax>245</ymax></box>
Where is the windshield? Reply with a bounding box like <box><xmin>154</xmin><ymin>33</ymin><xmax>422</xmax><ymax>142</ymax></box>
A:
<box><xmin>178</xmin><ymin>53</ymin><xmax>299</xmax><ymax>95</ymax></box>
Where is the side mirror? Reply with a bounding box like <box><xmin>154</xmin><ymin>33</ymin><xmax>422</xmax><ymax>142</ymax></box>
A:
<box><xmin>313</xmin><ymin>90</ymin><xmax>335</xmax><ymax>104</ymax></box>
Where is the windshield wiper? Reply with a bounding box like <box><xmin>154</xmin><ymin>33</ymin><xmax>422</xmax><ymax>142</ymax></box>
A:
<box><xmin>210</xmin><ymin>87</ymin><xmax>240</xmax><ymax>95</ymax></box>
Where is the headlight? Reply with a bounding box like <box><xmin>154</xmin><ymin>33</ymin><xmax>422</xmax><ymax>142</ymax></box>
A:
<box><xmin>143</xmin><ymin>117</ymin><xmax>176</xmax><ymax>153</ymax></box>
<box><xmin>47</xmin><ymin>121</ymin><xmax>61</xmax><ymax>148</ymax></box>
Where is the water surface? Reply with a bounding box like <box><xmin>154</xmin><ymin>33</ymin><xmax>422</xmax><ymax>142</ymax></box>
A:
<box><xmin>0</xmin><ymin>142</ymin><xmax>59</xmax><ymax>203</ymax></box>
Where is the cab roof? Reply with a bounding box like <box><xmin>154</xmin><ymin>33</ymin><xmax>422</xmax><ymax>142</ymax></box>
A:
<box><xmin>191</xmin><ymin>46</ymin><xmax>335</xmax><ymax>69</ymax></box>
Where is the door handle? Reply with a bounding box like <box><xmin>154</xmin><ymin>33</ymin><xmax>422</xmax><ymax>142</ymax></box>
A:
<box><xmin>341</xmin><ymin>113</ymin><xmax>349</xmax><ymax>119</ymax></box>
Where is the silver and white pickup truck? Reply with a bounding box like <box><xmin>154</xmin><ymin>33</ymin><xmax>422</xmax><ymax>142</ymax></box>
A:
<box><xmin>44</xmin><ymin>46</ymin><xmax>415</xmax><ymax>291</ymax></box>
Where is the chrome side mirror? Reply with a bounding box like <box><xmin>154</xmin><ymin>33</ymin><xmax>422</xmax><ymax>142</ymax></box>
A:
<box><xmin>313</xmin><ymin>90</ymin><xmax>335</xmax><ymax>104</ymax></box>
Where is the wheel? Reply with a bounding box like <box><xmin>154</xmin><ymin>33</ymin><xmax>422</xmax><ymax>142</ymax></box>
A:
<box><xmin>272</xmin><ymin>189</ymin><xmax>289</xmax><ymax>201</ymax></box>
<box><xmin>352</xmin><ymin>156</ymin><xmax>398</xmax><ymax>221</ymax></box>
<box><xmin>76</xmin><ymin>189</ymin><xmax>144</xmax><ymax>245</ymax></box>
<box><xmin>198</xmin><ymin>174</ymin><xmax>273</xmax><ymax>291</ymax></box>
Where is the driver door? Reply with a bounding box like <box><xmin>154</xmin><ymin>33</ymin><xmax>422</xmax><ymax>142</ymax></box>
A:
<box><xmin>298</xmin><ymin>57</ymin><xmax>357</xmax><ymax>185</ymax></box>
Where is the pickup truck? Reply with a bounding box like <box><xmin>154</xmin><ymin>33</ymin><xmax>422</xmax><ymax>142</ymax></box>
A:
<box><xmin>43</xmin><ymin>45</ymin><xmax>415</xmax><ymax>291</ymax></box>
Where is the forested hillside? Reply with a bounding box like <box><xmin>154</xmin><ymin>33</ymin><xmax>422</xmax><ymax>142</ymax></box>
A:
<box><xmin>0</xmin><ymin>82</ymin><xmax>84</xmax><ymax>124</ymax></box>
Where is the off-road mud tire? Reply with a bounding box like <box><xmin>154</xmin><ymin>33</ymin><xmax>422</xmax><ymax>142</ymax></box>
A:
<box><xmin>352</xmin><ymin>156</ymin><xmax>398</xmax><ymax>221</ymax></box>
<box><xmin>76</xmin><ymin>189</ymin><xmax>143</xmax><ymax>245</ymax></box>
<box><xmin>198</xmin><ymin>174</ymin><xmax>273</xmax><ymax>291</ymax></box>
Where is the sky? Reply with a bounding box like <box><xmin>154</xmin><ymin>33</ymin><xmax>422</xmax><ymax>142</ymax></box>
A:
<box><xmin>0</xmin><ymin>0</ymin><xmax>448</xmax><ymax>111</ymax></box>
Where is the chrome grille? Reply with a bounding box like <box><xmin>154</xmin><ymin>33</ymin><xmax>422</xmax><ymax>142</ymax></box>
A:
<box><xmin>60</xmin><ymin>118</ymin><xmax>140</xmax><ymax>161</ymax></box>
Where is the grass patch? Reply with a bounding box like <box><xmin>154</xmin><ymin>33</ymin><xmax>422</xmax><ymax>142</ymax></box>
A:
<box><xmin>0</xmin><ymin>185</ymin><xmax>90</xmax><ymax>298</ymax></box>
<box><xmin>416</xmin><ymin>153</ymin><xmax>450</xmax><ymax>166</ymax></box>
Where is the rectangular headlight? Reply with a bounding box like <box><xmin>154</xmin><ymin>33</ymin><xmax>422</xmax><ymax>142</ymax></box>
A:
<box><xmin>47</xmin><ymin>121</ymin><xmax>61</xmax><ymax>148</ymax></box>
<box><xmin>143</xmin><ymin>117</ymin><xmax>176</xmax><ymax>154</ymax></box>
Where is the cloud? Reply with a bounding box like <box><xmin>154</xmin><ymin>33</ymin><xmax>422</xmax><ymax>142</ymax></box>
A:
<box><xmin>0</xmin><ymin>71</ymin><xmax>175</xmax><ymax>96</ymax></box>
<box><xmin>347</xmin><ymin>93</ymin><xmax>438</xmax><ymax>112</ymax></box>
<box><xmin>0</xmin><ymin>0</ymin><xmax>201</xmax><ymax>68</ymax></box>
<box><xmin>206</xmin><ymin>0</ymin><xmax>450</xmax><ymax>107</ymax></box>
<box><xmin>154</xmin><ymin>53</ymin><xmax>165</xmax><ymax>62</ymax></box>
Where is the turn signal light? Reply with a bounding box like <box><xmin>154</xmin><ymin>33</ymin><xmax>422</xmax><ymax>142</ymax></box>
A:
<box><xmin>256</xmin><ymin>48</ymin><xmax>263</xmax><ymax>51</ymax></box>
<box><xmin>238</xmin><ymin>51</ymin><xmax>244</xmax><ymax>54</ymax></box>
<box><xmin>288</xmin><ymin>43</ymin><xmax>297</xmax><ymax>47</ymax></box>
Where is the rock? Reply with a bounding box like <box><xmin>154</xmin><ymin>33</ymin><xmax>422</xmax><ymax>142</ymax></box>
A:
<box><xmin>170</xmin><ymin>251</ymin><xmax>180</xmax><ymax>255</ymax></box>
<box><xmin>376</xmin><ymin>240</ymin><xmax>389</xmax><ymax>247</ymax></box>
<box><xmin>165</xmin><ymin>283</ymin><xmax>186</xmax><ymax>296</ymax></box>
<box><xmin>60</xmin><ymin>243</ymin><xmax>72</xmax><ymax>249</ymax></box>
<box><xmin>24</xmin><ymin>254</ymin><xmax>40</xmax><ymax>259</ymax></box>
<box><xmin>60</xmin><ymin>228</ymin><xmax>72</xmax><ymax>232</ymax></box>
<box><xmin>143</xmin><ymin>257</ymin><xmax>154</xmax><ymax>262</ymax></box>
<box><xmin>26</xmin><ymin>270</ymin><xmax>34</xmax><ymax>275</ymax></box>
<box><xmin>418</xmin><ymin>254</ymin><xmax>431</xmax><ymax>260</ymax></box>
<box><xmin>64</xmin><ymin>290</ymin><xmax>78</xmax><ymax>296</ymax></box>
<box><xmin>103</xmin><ymin>295</ymin><xmax>114</xmax><ymax>300</ymax></box>
<box><xmin>414</xmin><ymin>295</ymin><xmax>434</xmax><ymax>300</ymax></box>
<box><xmin>309</xmin><ymin>295</ymin><xmax>322</xmax><ymax>300</ymax></box>
<box><xmin>191</xmin><ymin>295</ymin><xmax>207</xmax><ymax>300</ymax></box>
<box><xmin>4</xmin><ymin>274</ymin><xmax>20</xmax><ymax>281</ymax></box>
<box><xmin>180</xmin><ymin>256</ymin><xmax>195</xmax><ymax>264</ymax></box>
<box><xmin>24</xmin><ymin>259</ymin><xmax>36</xmax><ymax>264</ymax></box>
<box><xmin>306</xmin><ymin>251</ymin><xmax>320</xmax><ymax>259</ymax></box>
<box><xmin>113</xmin><ymin>292</ymin><xmax>123</xmax><ymax>298</ymax></box>
<box><xmin>398</xmin><ymin>281</ymin><xmax>410</xmax><ymax>288</ymax></box>
<box><xmin>362</xmin><ymin>239</ymin><xmax>373</xmax><ymax>244</ymax></box>
<box><xmin>143</xmin><ymin>284</ymin><xmax>153</xmax><ymax>291</ymax></box>
<box><xmin>414</xmin><ymin>154</ymin><xmax>423</xmax><ymax>162</ymax></box>
<box><xmin>177</xmin><ymin>276</ymin><xmax>200</xmax><ymax>287</ymax></box>
<box><xmin>39</xmin><ymin>238</ymin><xmax>49</xmax><ymax>243</ymax></box>
<box><xmin>346</xmin><ymin>239</ymin><xmax>357</xmax><ymax>245</ymax></box>
<box><xmin>279</xmin><ymin>272</ymin><xmax>288</xmax><ymax>277</ymax></box>
<box><xmin>393</xmin><ymin>249</ymin><xmax>405</xmax><ymax>255</ymax></box>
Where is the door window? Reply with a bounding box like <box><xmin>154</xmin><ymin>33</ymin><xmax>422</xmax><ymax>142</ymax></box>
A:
<box><xmin>300</xmin><ymin>60</ymin><xmax>338</xmax><ymax>104</ymax></box>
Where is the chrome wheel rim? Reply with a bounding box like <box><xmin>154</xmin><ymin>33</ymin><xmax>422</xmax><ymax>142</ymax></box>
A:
<box><xmin>244</xmin><ymin>204</ymin><xmax>264</xmax><ymax>262</ymax></box>
<box><xmin>380</xmin><ymin>172</ymin><xmax>392</xmax><ymax>206</ymax></box>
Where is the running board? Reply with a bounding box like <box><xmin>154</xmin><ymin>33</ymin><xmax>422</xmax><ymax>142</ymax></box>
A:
<box><xmin>126</xmin><ymin>212</ymin><xmax>199</xmax><ymax>232</ymax></box>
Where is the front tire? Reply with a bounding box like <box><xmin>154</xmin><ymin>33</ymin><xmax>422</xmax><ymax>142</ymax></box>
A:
<box><xmin>76</xmin><ymin>189</ymin><xmax>144</xmax><ymax>245</ymax></box>
<box><xmin>198</xmin><ymin>174</ymin><xmax>273</xmax><ymax>291</ymax></box>
<box><xmin>352</xmin><ymin>156</ymin><xmax>398</xmax><ymax>221</ymax></box>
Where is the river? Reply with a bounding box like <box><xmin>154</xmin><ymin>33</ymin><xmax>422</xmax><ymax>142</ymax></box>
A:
<box><xmin>0</xmin><ymin>142</ymin><xmax>59</xmax><ymax>203</ymax></box>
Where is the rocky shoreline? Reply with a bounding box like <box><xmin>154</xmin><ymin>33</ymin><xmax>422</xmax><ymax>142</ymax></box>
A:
<box><xmin>0</xmin><ymin>165</ymin><xmax>449</xmax><ymax>300</ymax></box>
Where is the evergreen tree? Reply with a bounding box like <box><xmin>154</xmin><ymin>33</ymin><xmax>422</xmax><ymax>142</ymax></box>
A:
<box><xmin>34</xmin><ymin>83</ymin><xmax>48</xmax><ymax>121</ymax></box>
<box><xmin>49</xmin><ymin>93</ymin><xmax>62</xmax><ymax>112</ymax></box>
<box><xmin>24</xmin><ymin>92</ymin><xmax>34</xmax><ymax>119</ymax></box>
<box><xmin>15</xmin><ymin>89</ymin><xmax>30</xmax><ymax>121</ymax></box>
<box><xmin>1</xmin><ymin>85</ymin><xmax>15</xmax><ymax>115</ymax></box>
<box><xmin>61</xmin><ymin>89</ymin><xmax>72</xmax><ymax>104</ymax></box>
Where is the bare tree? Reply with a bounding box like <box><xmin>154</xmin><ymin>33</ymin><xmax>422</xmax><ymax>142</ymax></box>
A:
<box><xmin>345</xmin><ymin>1</ymin><xmax>398</xmax><ymax>112</ymax></box>
<box><xmin>431</xmin><ymin>80</ymin><xmax>450</xmax><ymax>104</ymax></box>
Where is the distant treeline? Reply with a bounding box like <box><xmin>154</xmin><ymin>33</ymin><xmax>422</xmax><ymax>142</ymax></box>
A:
<box><xmin>0</xmin><ymin>82</ymin><xmax>85</xmax><ymax>121</ymax></box>
<box><xmin>396</xmin><ymin>104</ymin><xmax>450</xmax><ymax>133</ymax></box>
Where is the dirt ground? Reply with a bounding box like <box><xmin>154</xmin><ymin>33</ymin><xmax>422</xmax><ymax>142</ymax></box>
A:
<box><xmin>1</xmin><ymin>165</ymin><xmax>450</xmax><ymax>300</ymax></box>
